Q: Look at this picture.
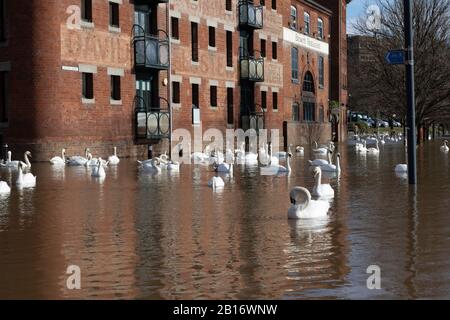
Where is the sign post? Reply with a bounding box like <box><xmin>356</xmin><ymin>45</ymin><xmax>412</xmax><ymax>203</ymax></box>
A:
<box><xmin>404</xmin><ymin>0</ymin><xmax>417</xmax><ymax>185</ymax></box>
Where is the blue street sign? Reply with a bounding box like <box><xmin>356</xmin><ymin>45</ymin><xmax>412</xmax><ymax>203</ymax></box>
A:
<box><xmin>385</xmin><ymin>50</ymin><xmax>405</xmax><ymax>65</ymax></box>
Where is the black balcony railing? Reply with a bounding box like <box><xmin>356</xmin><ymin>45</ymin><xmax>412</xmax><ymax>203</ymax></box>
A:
<box><xmin>134</xmin><ymin>96</ymin><xmax>170</xmax><ymax>141</ymax></box>
<box><xmin>133</xmin><ymin>26</ymin><xmax>169</xmax><ymax>70</ymax></box>
<box><xmin>239</xmin><ymin>0</ymin><xmax>263</xmax><ymax>29</ymax></box>
<box><xmin>241</xmin><ymin>104</ymin><xmax>265</xmax><ymax>132</ymax></box>
<box><xmin>239</xmin><ymin>49</ymin><xmax>264</xmax><ymax>82</ymax></box>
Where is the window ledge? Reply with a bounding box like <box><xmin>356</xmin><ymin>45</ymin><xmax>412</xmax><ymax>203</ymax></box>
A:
<box><xmin>272</xmin><ymin>58</ymin><xmax>278</xmax><ymax>62</ymax></box>
<box><xmin>210</xmin><ymin>106</ymin><xmax>218</xmax><ymax>110</ymax></box>
<box><xmin>81</xmin><ymin>20</ymin><xmax>95</xmax><ymax>29</ymax></box>
<box><xmin>225</xmin><ymin>10</ymin><xmax>233</xmax><ymax>15</ymax></box>
<box><xmin>226</xmin><ymin>66</ymin><xmax>234</xmax><ymax>72</ymax></box>
<box><xmin>109</xmin><ymin>26</ymin><xmax>121</xmax><ymax>33</ymax></box>
<box><xmin>208</xmin><ymin>46</ymin><xmax>217</xmax><ymax>52</ymax></box>
<box><xmin>82</xmin><ymin>98</ymin><xmax>95</xmax><ymax>104</ymax></box>
<box><xmin>191</xmin><ymin>61</ymin><xmax>200</xmax><ymax>66</ymax></box>
<box><xmin>110</xmin><ymin>99</ymin><xmax>122</xmax><ymax>106</ymax></box>
<box><xmin>273</xmin><ymin>109</ymin><xmax>279</xmax><ymax>113</ymax></box>
<box><xmin>171</xmin><ymin>38</ymin><xmax>180</xmax><ymax>44</ymax></box>
<box><xmin>291</xmin><ymin>79</ymin><xmax>300</xmax><ymax>84</ymax></box>
<box><xmin>172</xmin><ymin>103</ymin><xmax>181</xmax><ymax>110</ymax></box>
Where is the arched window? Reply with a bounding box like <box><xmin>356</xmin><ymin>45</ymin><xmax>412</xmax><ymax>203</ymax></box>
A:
<box><xmin>290</xmin><ymin>6</ymin><xmax>297</xmax><ymax>30</ymax></box>
<box><xmin>317</xmin><ymin>18</ymin><xmax>324</xmax><ymax>39</ymax></box>
<box><xmin>304</xmin><ymin>12</ymin><xmax>310</xmax><ymax>34</ymax></box>
<box><xmin>303</xmin><ymin>71</ymin><xmax>315</xmax><ymax>93</ymax></box>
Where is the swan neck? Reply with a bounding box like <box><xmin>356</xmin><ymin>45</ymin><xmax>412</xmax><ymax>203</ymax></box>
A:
<box><xmin>24</xmin><ymin>153</ymin><xmax>30</xmax><ymax>166</ymax></box>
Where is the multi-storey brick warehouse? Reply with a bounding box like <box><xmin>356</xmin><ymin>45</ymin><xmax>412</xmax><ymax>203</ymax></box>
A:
<box><xmin>0</xmin><ymin>0</ymin><xmax>350</xmax><ymax>161</ymax></box>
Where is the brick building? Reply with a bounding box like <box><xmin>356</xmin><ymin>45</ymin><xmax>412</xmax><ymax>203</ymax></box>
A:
<box><xmin>0</xmin><ymin>0</ymin><xmax>350</xmax><ymax>161</ymax></box>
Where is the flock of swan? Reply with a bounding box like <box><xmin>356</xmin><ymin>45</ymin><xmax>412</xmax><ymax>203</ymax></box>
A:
<box><xmin>1</xmin><ymin>137</ymin><xmax>449</xmax><ymax>220</ymax></box>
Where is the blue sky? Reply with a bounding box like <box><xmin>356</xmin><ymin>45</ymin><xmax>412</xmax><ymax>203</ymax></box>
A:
<box><xmin>347</xmin><ymin>0</ymin><xmax>368</xmax><ymax>34</ymax></box>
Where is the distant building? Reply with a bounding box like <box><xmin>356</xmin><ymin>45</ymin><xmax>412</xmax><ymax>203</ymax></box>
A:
<box><xmin>0</xmin><ymin>0</ymin><xmax>350</xmax><ymax>161</ymax></box>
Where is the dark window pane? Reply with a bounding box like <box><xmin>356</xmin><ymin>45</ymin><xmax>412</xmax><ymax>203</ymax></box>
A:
<box><xmin>272</xmin><ymin>0</ymin><xmax>277</xmax><ymax>10</ymax></box>
<box><xmin>210</xmin><ymin>86</ymin><xmax>217</xmax><ymax>107</ymax></box>
<box><xmin>109</xmin><ymin>3</ymin><xmax>119</xmax><ymax>27</ymax></box>
<box><xmin>82</xmin><ymin>0</ymin><xmax>92</xmax><ymax>22</ymax></box>
<box><xmin>191</xmin><ymin>22</ymin><xmax>198</xmax><ymax>62</ymax></box>
<box><xmin>260</xmin><ymin>39</ymin><xmax>266</xmax><ymax>57</ymax></box>
<box><xmin>171</xmin><ymin>17</ymin><xmax>179</xmax><ymax>39</ymax></box>
<box><xmin>272</xmin><ymin>92</ymin><xmax>278</xmax><ymax>110</ymax></box>
<box><xmin>226</xmin><ymin>0</ymin><xmax>232</xmax><ymax>11</ymax></box>
<box><xmin>172</xmin><ymin>81</ymin><xmax>180</xmax><ymax>104</ymax></box>
<box><xmin>111</xmin><ymin>75</ymin><xmax>121</xmax><ymax>101</ymax></box>
<box><xmin>261</xmin><ymin>91</ymin><xmax>267</xmax><ymax>109</ymax></box>
<box><xmin>82</xmin><ymin>73</ymin><xmax>94</xmax><ymax>99</ymax></box>
<box><xmin>291</xmin><ymin>47</ymin><xmax>298</xmax><ymax>80</ymax></box>
<box><xmin>192</xmin><ymin>83</ymin><xmax>199</xmax><ymax>108</ymax></box>
<box><xmin>226</xmin><ymin>31</ymin><xmax>233</xmax><ymax>67</ymax></box>
<box><xmin>209</xmin><ymin>26</ymin><xmax>216</xmax><ymax>47</ymax></box>
<box><xmin>272</xmin><ymin>41</ymin><xmax>277</xmax><ymax>60</ymax></box>
<box><xmin>227</xmin><ymin>87</ymin><xmax>233</xmax><ymax>124</ymax></box>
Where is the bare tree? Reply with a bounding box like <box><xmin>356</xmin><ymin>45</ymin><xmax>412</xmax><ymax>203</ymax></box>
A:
<box><xmin>350</xmin><ymin>0</ymin><xmax>450</xmax><ymax>141</ymax></box>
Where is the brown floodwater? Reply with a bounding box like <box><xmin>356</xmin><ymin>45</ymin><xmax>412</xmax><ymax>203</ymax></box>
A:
<box><xmin>0</xmin><ymin>140</ymin><xmax>449</xmax><ymax>299</ymax></box>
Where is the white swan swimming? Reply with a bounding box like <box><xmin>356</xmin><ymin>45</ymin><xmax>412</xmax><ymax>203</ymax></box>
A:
<box><xmin>91</xmin><ymin>158</ymin><xmax>107</xmax><ymax>178</ymax></box>
<box><xmin>208</xmin><ymin>176</ymin><xmax>225</xmax><ymax>189</ymax></box>
<box><xmin>67</xmin><ymin>148</ymin><xmax>90</xmax><ymax>166</ymax></box>
<box><xmin>319</xmin><ymin>153</ymin><xmax>341</xmax><ymax>173</ymax></box>
<box><xmin>215</xmin><ymin>161</ymin><xmax>233</xmax><ymax>174</ymax></box>
<box><xmin>367</xmin><ymin>139</ymin><xmax>380</xmax><ymax>155</ymax></box>
<box><xmin>16</xmin><ymin>163</ymin><xmax>36</xmax><ymax>188</ymax></box>
<box><xmin>296</xmin><ymin>146</ymin><xmax>304</xmax><ymax>156</ymax></box>
<box><xmin>356</xmin><ymin>140</ymin><xmax>367</xmax><ymax>152</ymax></box>
<box><xmin>50</xmin><ymin>149</ymin><xmax>66</xmax><ymax>165</ymax></box>
<box><xmin>312</xmin><ymin>141</ymin><xmax>329</xmax><ymax>155</ymax></box>
<box><xmin>260</xmin><ymin>149</ymin><xmax>292</xmax><ymax>175</ymax></box>
<box><xmin>108</xmin><ymin>147</ymin><xmax>120</xmax><ymax>165</ymax></box>
<box><xmin>309</xmin><ymin>149</ymin><xmax>332</xmax><ymax>166</ymax></box>
<box><xmin>140</xmin><ymin>159</ymin><xmax>162</xmax><ymax>173</ymax></box>
<box><xmin>288</xmin><ymin>186</ymin><xmax>330</xmax><ymax>219</ymax></box>
<box><xmin>395</xmin><ymin>164</ymin><xmax>408</xmax><ymax>173</ymax></box>
<box><xmin>1</xmin><ymin>151</ymin><xmax>30</xmax><ymax>169</ymax></box>
<box><xmin>440</xmin><ymin>140</ymin><xmax>449</xmax><ymax>153</ymax></box>
<box><xmin>167</xmin><ymin>161</ymin><xmax>181</xmax><ymax>171</ymax></box>
<box><xmin>311</xmin><ymin>167</ymin><xmax>334</xmax><ymax>199</ymax></box>
<box><xmin>20</xmin><ymin>151</ymin><xmax>32</xmax><ymax>170</ymax></box>
<box><xmin>0</xmin><ymin>181</ymin><xmax>11</xmax><ymax>194</ymax></box>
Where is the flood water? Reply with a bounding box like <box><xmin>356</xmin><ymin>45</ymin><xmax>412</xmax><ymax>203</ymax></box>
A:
<box><xmin>0</xmin><ymin>140</ymin><xmax>449</xmax><ymax>299</ymax></box>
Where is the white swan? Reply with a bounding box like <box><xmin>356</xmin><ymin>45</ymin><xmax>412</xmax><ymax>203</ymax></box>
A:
<box><xmin>395</xmin><ymin>164</ymin><xmax>408</xmax><ymax>173</ymax></box>
<box><xmin>311</xmin><ymin>167</ymin><xmax>334</xmax><ymax>199</ymax></box>
<box><xmin>312</xmin><ymin>141</ymin><xmax>328</xmax><ymax>155</ymax></box>
<box><xmin>1</xmin><ymin>151</ymin><xmax>31</xmax><ymax>169</ymax></box>
<box><xmin>0</xmin><ymin>181</ymin><xmax>11</xmax><ymax>194</ymax></box>
<box><xmin>67</xmin><ymin>148</ymin><xmax>90</xmax><ymax>166</ymax></box>
<box><xmin>50</xmin><ymin>149</ymin><xmax>66</xmax><ymax>165</ymax></box>
<box><xmin>356</xmin><ymin>140</ymin><xmax>367</xmax><ymax>152</ymax></box>
<box><xmin>260</xmin><ymin>150</ymin><xmax>292</xmax><ymax>175</ymax></box>
<box><xmin>140</xmin><ymin>159</ymin><xmax>162</xmax><ymax>173</ymax></box>
<box><xmin>84</xmin><ymin>153</ymin><xmax>97</xmax><ymax>167</ymax></box>
<box><xmin>296</xmin><ymin>146</ymin><xmax>304</xmax><ymax>155</ymax></box>
<box><xmin>215</xmin><ymin>161</ymin><xmax>233</xmax><ymax>174</ymax></box>
<box><xmin>288</xmin><ymin>186</ymin><xmax>330</xmax><ymax>219</ymax></box>
<box><xmin>309</xmin><ymin>150</ymin><xmax>332</xmax><ymax>166</ymax></box>
<box><xmin>320</xmin><ymin>153</ymin><xmax>341</xmax><ymax>173</ymax></box>
<box><xmin>167</xmin><ymin>161</ymin><xmax>181</xmax><ymax>171</ymax></box>
<box><xmin>16</xmin><ymin>163</ymin><xmax>36</xmax><ymax>188</ymax></box>
<box><xmin>20</xmin><ymin>151</ymin><xmax>32</xmax><ymax>169</ymax></box>
<box><xmin>440</xmin><ymin>140</ymin><xmax>449</xmax><ymax>153</ymax></box>
<box><xmin>108</xmin><ymin>147</ymin><xmax>120</xmax><ymax>165</ymax></box>
<box><xmin>91</xmin><ymin>158</ymin><xmax>107</xmax><ymax>178</ymax></box>
<box><xmin>367</xmin><ymin>140</ymin><xmax>380</xmax><ymax>155</ymax></box>
<box><xmin>208</xmin><ymin>176</ymin><xmax>225</xmax><ymax>189</ymax></box>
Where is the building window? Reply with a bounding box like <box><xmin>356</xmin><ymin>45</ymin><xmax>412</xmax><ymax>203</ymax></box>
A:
<box><xmin>292</xmin><ymin>103</ymin><xmax>300</xmax><ymax>121</ymax></box>
<box><xmin>318</xmin><ymin>18</ymin><xmax>324</xmax><ymax>39</ymax></box>
<box><xmin>318</xmin><ymin>56</ymin><xmax>324</xmax><ymax>87</ymax></box>
<box><xmin>320</xmin><ymin>106</ymin><xmax>325</xmax><ymax>122</ymax></box>
<box><xmin>0</xmin><ymin>71</ymin><xmax>8</xmax><ymax>122</ymax></box>
<box><xmin>111</xmin><ymin>75</ymin><xmax>121</xmax><ymax>101</ymax></box>
<box><xmin>109</xmin><ymin>2</ymin><xmax>119</xmax><ymax>27</ymax></box>
<box><xmin>0</xmin><ymin>0</ymin><xmax>6</xmax><ymax>41</ymax></box>
<box><xmin>225</xmin><ymin>0</ymin><xmax>232</xmax><ymax>11</ymax></box>
<box><xmin>191</xmin><ymin>22</ymin><xmax>199</xmax><ymax>62</ymax></box>
<box><xmin>272</xmin><ymin>92</ymin><xmax>278</xmax><ymax>110</ymax></box>
<box><xmin>81</xmin><ymin>0</ymin><xmax>93</xmax><ymax>22</ymax></box>
<box><xmin>304</xmin><ymin>12</ymin><xmax>310</xmax><ymax>35</ymax></box>
<box><xmin>303</xmin><ymin>102</ymin><xmax>315</xmax><ymax>121</ymax></box>
<box><xmin>260</xmin><ymin>39</ymin><xmax>266</xmax><ymax>57</ymax></box>
<box><xmin>172</xmin><ymin>81</ymin><xmax>180</xmax><ymax>104</ymax></box>
<box><xmin>210</xmin><ymin>85</ymin><xmax>217</xmax><ymax>107</ymax></box>
<box><xmin>271</xmin><ymin>0</ymin><xmax>277</xmax><ymax>10</ymax></box>
<box><xmin>209</xmin><ymin>26</ymin><xmax>216</xmax><ymax>48</ymax></box>
<box><xmin>226</xmin><ymin>31</ymin><xmax>233</xmax><ymax>67</ymax></box>
<box><xmin>303</xmin><ymin>71</ymin><xmax>314</xmax><ymax>93</ymax></box>
<box><xmin>227</xmin><ymin>87</ymin><xmax>234</xmax><ymax>124</ymax></box>
<box><xmin>171</xmin><ymin>17</ymin><xmax>179</xmax><ymax>39</ymax></box>
<box><xmin>192</xmin><ymin>83</ymin><xmax>199</xmax><ymax>108</ymax></box>
<box><xmin>290</xmin><ymin>6</ymin><xmax>297</xmax><ymax>30</ymax></box>
<box><xmin>82</xmin><ymin>73</ymin><xmax>94</xmax><ymax>99</ymax></box>
<box><xmin>272</xmin><ymin>41</ymin><xmax>277</xmax><ymax>60</ymax></box>
<box><xmin>261</xmin><ymin>91</ymin><xmax>267</xmax><ymax>110</ymax></box>
<box><xmin>291</xmin><ymin>47</ymin><xmax>298</xmax><ymax>81</ymax></box>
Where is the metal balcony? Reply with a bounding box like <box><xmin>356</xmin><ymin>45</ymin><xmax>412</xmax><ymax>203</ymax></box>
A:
<box><xmin>240</xmin><ymin>50</ymin><xmax>264</xmax><ymax>82</ymax></box>
<box><xmin>134</xmin><ymin>96</ymin><xmax>170</xmax><ymax>142</ymax></box>
<box><xmin>133</xmin><ymin>26</ymin><xmax>169</xmax><ymax>70</ymax></box>
<box><xmin>239</xmin><ymin>1</ymin><xmax>263</xmax><ymax>29</ymax></box>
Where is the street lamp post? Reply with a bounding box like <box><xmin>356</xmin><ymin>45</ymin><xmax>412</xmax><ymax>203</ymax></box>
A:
<box><xmin>404</xmin><ymin>0</ymin><xmax>417</xmax><ymax>185</ymax></box>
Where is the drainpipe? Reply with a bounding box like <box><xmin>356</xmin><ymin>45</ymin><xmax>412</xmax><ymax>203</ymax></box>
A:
<box><xmin>167</xmin><ymin>0</ymin><xmax>173</xmax><ymax>160</ymax></box>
